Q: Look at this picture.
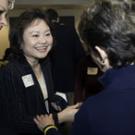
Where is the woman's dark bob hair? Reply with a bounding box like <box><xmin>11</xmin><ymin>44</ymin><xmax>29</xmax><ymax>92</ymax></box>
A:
<box><xmin>9</xmin><ymin>8</ymin><xmax>53</xmax><ymax>59</ymax></box>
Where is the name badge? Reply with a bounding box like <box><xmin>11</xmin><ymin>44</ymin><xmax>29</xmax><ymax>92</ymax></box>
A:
<box><xmin>22</xmin><ymin>74</ymin><xmax>34</xmax><ymax>88</ymax></box>
<box><xmin>87</xmin><ymin>67</ymin><xmax>98</xmax><ymax>75</ymax></box>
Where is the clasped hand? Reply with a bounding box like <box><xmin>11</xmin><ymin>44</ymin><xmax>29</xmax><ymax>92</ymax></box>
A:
<box><xmin>33</xmin><ymin>103</ymin><xmax>82</xmax><ymax>132</ymax></box>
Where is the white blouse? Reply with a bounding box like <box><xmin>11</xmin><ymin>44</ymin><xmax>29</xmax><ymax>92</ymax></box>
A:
<box><xmin>38</xmin><ymin>73</ymin><xmax>49</xmax><ymax>113</ymax></box>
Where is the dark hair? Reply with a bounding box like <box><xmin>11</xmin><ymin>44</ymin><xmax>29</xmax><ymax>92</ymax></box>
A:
<box><xmin>45</xmin><ymin>8</ymin><xmax>59</xmax><ymax>22</ymax></box>
<box><xmin>9</xmin><ymin>8</ymin><xmax>52</xmax><ymax>59</ymax></box>
<box><xmin>78</xmin><ymin>1</ymin><xmax>135</xmax><ymax>68</ymax></box>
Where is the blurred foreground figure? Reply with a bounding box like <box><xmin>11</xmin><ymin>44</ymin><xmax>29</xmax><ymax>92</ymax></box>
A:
<box><xmin>0</xmin><ymin>1</ymin><xmax>16</xmax><ymax>135</ymax></box>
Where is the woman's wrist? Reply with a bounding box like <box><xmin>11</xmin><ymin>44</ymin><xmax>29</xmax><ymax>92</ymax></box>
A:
<box><xmin>43</xmin><ymin>124</ymin><xmax>58</xmax><ymax>135</ymax></box>
<box><xmin>57</xmin><ymin>111</ymin><xmax>65</xmax><ymax>123</ymax></box>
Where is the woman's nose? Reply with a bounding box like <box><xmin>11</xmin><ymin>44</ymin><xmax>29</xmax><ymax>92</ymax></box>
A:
<box><xmin>39</xmin><ymin>36</ymin><xmax>47</xmax><ymax>43</ymax></box>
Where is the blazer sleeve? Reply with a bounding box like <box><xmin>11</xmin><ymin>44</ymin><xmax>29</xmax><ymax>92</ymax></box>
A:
<box><xmin>70</xmin><ymin>103</ymin><xmax>90</xmax><ymax>135</ymax></box>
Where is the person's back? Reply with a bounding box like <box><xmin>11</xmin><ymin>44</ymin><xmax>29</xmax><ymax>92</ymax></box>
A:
<box><xmin>46</xmin><ymin>9</ymin><xmax>85</xmax><ymax>99</ymax></box>
<box><xmin>71</xmin><ymin>1</ymin><xmax>135</xmax><ymax>135</ymax></box>
<box><xmin>72</xmin><ymin>65</ymin><xmax>135</xmax><ymax>135</ymax></box>
<box><xmin>50</xmin><ymin>22</ymin><xmax>85</xmax><ymax>94</ymax></box>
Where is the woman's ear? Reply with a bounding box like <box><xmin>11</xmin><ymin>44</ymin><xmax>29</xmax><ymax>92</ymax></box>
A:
<box><xmin>95</xmin><ymin>46</ymin><xmax>108</xmax><ymax>64</ymax></box>
<box><xmin>94</xmin><ymin>46</ymin><xmax>111</xmax><ymax>72</ymax></box>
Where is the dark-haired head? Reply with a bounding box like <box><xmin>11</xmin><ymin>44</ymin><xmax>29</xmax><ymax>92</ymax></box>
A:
<box><xmin>78</xmin><ymin>0</ymin><xmax>135</xmax><ymax>71</ymax></box>
<box><xmin>45</xmin><ymin>8</ymin><xmax>59</xmax><ymax>23</ymax></box>
<box><xmin>9</xmin><ymin>8</ymin><xmax>53</xmax><ymax>60</ymax></box>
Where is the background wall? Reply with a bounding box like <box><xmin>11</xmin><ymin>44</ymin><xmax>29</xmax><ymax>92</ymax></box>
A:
<box><xmin>0</xmin><ymin>26</ymin><xmax>9</xmax><ymax>59</ymax></box>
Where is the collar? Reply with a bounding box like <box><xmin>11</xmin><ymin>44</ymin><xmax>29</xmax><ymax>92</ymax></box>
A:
<box><xmin>99</xmin><ymin>65</ymin><xmax>135</xmax><ymax>90</ymax></box>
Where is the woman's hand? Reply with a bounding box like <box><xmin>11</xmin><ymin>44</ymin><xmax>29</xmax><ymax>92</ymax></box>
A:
<box><xmin>58</xmin><ymin>102</ymin><xmax>82</xmax><ymax>123</ymax></box>
<box><xmin>34</xmin><ymin>114</ymin><xmax>54</xmax><ymax>131</ymax></box>
<box><xmin>33</xmin><ymin>103</ymin><xmax>82</xmax><ymax>131</ymax></box>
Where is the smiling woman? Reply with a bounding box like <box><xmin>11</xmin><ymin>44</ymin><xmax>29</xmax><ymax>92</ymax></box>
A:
<box><xmin>22</xmin><ymin>18</ymin><xmax>53</xmax><ymax>66</ymax></box>
<box><xmin>0</xmin><ymin>8</ymin><xmax>79</xmax><ymax>135</ymax></box>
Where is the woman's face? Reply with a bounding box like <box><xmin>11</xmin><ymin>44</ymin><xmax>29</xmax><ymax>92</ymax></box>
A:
<box><xmin>0</xmin><ymin>0</ymin><xmax>8</xmax><ymax>30</ymax></box>
<box><xmin>22</xmin><ymin>19</ymin><xmax>53</xmax><ymax>63</ymax></box>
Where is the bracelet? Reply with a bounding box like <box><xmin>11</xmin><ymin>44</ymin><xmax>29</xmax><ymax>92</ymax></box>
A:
<box><xmin>43</xmin><ymin>125</ymin><xmax>58</xmax><ymax>135</ymax></box>
<box><xmin>43</xmin><ymin>125</ymin><xmax>52</xmax><ymax>132</ymax></box>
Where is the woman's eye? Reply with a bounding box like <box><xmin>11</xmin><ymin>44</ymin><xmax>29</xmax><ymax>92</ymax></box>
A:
<box><xmin>32</xmin><ymin>34</ymin><xmax>39</xmax><ymax>37</ymax></box>
<box><xmin>45</xmin><ymin>33</ymin><xmax>51</xmax><ymax>36</ymax></box>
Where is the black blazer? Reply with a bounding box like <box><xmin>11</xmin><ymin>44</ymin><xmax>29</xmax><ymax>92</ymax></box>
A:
<box><xmin>0</xmin><ymin>56</ymin><xmax>54</xmax><ymax>135</ymax></box>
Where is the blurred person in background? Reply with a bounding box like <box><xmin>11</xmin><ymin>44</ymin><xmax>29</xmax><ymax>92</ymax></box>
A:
<box><xmin>46</xmin><ymin>8</ymin><xmax>85</xmax><ymax>105</ymax></box>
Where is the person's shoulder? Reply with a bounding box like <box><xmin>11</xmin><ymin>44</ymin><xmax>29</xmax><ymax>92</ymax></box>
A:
<box><xmin>80</xmin><ymin>91</ymin><xmax>106</xmax><ymax>110</ymax></box>
<box><xmin>0</xmin><ymin>60</ymin><xmax>17</xmax><ymax>72</ymax></box>
<box><xmin>0</xmin><ymin>61</ymin><xmax>13</xmax><ymax>80</ymax></box>
<box><xmin>0</xmin><ymin>60</ymin><xmax>9</xmax><ymax>68</ymax></box>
